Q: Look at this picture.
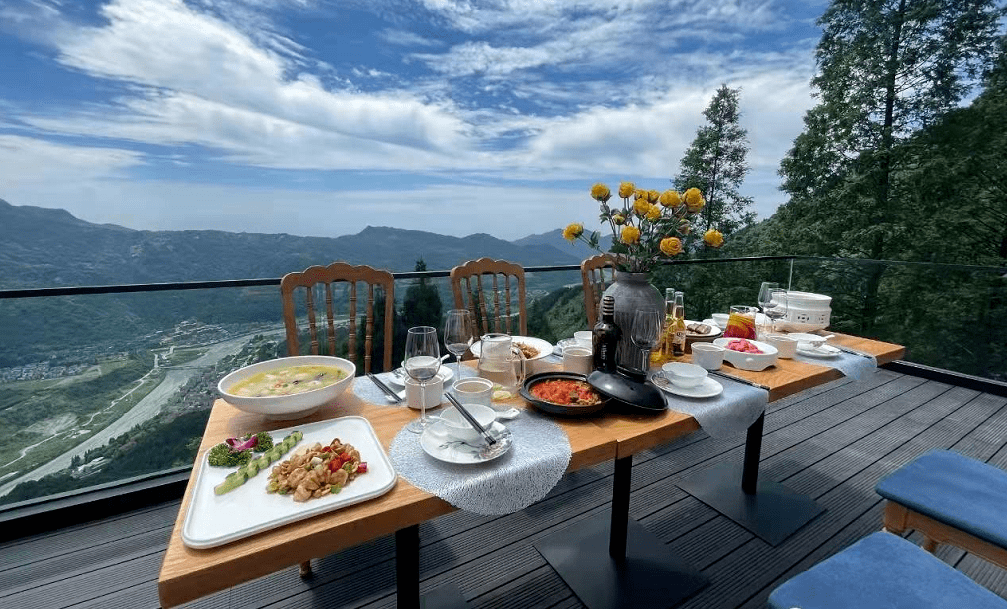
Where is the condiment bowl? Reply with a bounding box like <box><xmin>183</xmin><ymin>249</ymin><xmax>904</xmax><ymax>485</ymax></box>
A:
<box><xmin>437</xmin><ymin>404</ymin><xmax>498</xmax><ymax>443</ymax></box>
<box><xmin>218</xmin><ymin>355</ymin><xmax>355</xmax><ymax>420</ymax></box>
<box><xmin>661</xmin><ymin>362</ymin><xmax>708</xmax><ymax>388</ymax></box>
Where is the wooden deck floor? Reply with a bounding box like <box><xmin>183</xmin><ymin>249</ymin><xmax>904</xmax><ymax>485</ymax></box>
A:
<box><xmin>3</xmin><ymin>368</ymin><xmax>1007</xmax><ymax>609</ymax></box>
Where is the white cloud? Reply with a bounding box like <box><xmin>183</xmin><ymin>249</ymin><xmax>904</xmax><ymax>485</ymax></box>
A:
<box><xmin>0</xmin><ymin>135</ymin><xmax>144</xmax><ymax>186</ymax></box>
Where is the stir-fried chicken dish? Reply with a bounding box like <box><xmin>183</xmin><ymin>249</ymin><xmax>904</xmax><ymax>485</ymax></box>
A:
<box><xmin>266</xmin><ymin>438</ymin><xmax>367</xmax><ymax>502</ymax></box>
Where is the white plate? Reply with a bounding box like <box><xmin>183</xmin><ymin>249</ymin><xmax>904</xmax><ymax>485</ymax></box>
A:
<box><xmin>796</xmin><ymin>344</ymin><xmax>841</xmax><ymax>358</ymax></box>
<box><xmin>685</xmin><ymin>320</ymin><xmax>722</xmax><ymax>338</ymax></box>
<box><xmin>386</xmin><ymin>365</ymin><xmax>454</xmax><ymax>387</ymax></box>
<box><xmin>652</xmin><ymin>375</ymin><xmax>724</xmax><ymax>399</ymax></box>
<box><xmin>469</xmin><ymin>336</ymin><xmax>554</xmax><ymax>361</ymax></box>
<box><xmin>420</xmin><ymin>421</ymin><xmax>512</xmax><ymax>464</ymax></box>
<box><xmin>181</xmin><ymin>416</ymin><xmax>397</xmax><ymax>549</ymax></box>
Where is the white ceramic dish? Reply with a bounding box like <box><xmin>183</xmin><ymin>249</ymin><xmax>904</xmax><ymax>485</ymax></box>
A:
<box><xmin>713</xmin><ymin>338</ymin><xmax>779</xmax><ymax>371</ymax></box>
<box><xmin>661</xmin><ymin>362</ymin><xmax>708</xmax><ymax>388</ymax></box>
<box><xmin>470</xmin><ymin>336</ymin><xmax>554</xmax><ymax>362</ymax></box>
<box><xmin>796</xmin><ymin>344</ymin><xmax>841</xmax><ymax>358</ymax></box>
<box><xmin>685</xmin><ymin>320</ymin><xmax>723</xmax><ymax>338</ymax></box>
<box><xmin>436</xmin><ymin>404</ymin><xmax>498</xmax><ymax>443</ymax></box>
<box><xmin>421</xmin><ymin>421</ymin><xmax>512</xmax><ymax>464</ymax></box>
<box><xmin>653</xmin><ymin>375</ymin><xmax>724</xmax><ymax>399</ymax></box>
<box><xmin>786</xmin><ymin>333</ymin><xmax>827</xmax><ymax>348</ymax></box>
<box><xmin>387</xmin><ymin>365</ymin><xmax>454</xmax><ymax>387</ymax></box>
<box><xmin>218</xmin><ymin>356</ymin><xmax>355</xmax><ymax>420</ymax></box>
<box><xmin>181</xmin><ymin>416</ymin><xmax>396</xmax><ymax>549</ymax></box>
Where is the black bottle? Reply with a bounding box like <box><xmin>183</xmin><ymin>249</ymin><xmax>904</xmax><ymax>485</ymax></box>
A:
<box><xmin>593</xmin><ymin>295</ymin><xmax>621</xmax><ymax>373</ymax></box>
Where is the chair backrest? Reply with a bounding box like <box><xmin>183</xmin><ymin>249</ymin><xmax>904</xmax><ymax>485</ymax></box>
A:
<box><xmin>280</xmin><ymin>262</ymin><xmax>395</xmax><ymax>374</ymax></box>
<box><xmin>581</xmin><ymin>254</ymin><xmax>617</xmax><ymax>328</ymax></box>
<box><xmin>450</xmin><ymin>258</ymin><xmax>527</xmax><ymax>336</ymax></box>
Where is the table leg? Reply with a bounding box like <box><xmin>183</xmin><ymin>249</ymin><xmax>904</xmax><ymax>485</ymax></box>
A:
<box><xmin>676</xmin><ymin>412</ymin><xmax>826</xmax><ymax>546</ymax></box>
<box><xmin>536</xmin><ymin>455</ymin><xmax>707</xmax><ymax>609</ymax></box>
<box><xmin>395</xmin><ymin>526</ymin><xmax>467</xmax><ymax>609</ymax></box>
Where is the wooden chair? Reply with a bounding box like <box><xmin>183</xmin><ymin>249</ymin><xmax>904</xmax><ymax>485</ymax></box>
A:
<box><xmin>450</xmin><ymin>258</ymin><xmax>527</xmax><ymax>336</ymax></box>
<box><xmin>280</xmin><ymin>262</ymin><xmax>395</xmax><ymax>375</ymax></box>
<box><xmin>580</xmin><ymin>254</ymin><xmax>617</xmax><ymax>328</ymax></box>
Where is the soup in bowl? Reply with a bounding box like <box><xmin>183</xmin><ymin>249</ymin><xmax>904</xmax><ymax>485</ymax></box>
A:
<box><xmin>218</xmin><ymin>356</ymin><xmax>355</xmax><ymax>419</ymax></box>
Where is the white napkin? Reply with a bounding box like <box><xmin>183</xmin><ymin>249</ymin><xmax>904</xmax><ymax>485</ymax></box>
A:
<box><xmin>791</xmin><ymin>349</ymin><xmax>877</xmax><ymax>381</ymax></box>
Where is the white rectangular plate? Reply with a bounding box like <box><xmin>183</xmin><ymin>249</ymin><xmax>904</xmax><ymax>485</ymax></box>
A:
<box><xmin>181</xmin><ymin>416</ymin><xmax>397</xmax><ymax>549</ymax></box>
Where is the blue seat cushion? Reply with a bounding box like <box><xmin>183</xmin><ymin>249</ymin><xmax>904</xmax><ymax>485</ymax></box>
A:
<box><xmin>768</xmin><ymin>532</ymin><xmax>1007</xmax><ymax>609</ymax></box>
<box><xmin>875</xmin><ymin>449</ymin><xmax>1007</xmax><ymax>549</ymax></box>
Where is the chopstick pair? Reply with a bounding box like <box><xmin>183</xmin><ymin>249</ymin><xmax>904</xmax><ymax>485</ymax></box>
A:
<box><xmin>444</xmin><ymin>393</ymin><xmax>497</xmax><ymax>446</ymax></box>
<box><xmin>367</xmin><ymin>372</ymin><xmax>402</xmax><ymax>403</ymax></box>
<box><xmin>833</xmin><ymin>345</ymin><xmax>875</xmax><ymax>359</ymax></box>
<box><xmin>707</xmin><ymin>370</ymin><xmax>770</xmax><ymax>392</ymax></box>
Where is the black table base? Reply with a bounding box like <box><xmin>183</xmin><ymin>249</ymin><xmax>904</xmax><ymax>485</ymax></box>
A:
<box><xmin>396</xmin><ymin>525</ymin><xmax>468</xmax><ymax>609</ymax></box>
<box><xmin>536</xmin><ymin>456</ymin><xmax>707</xmax><ymax>609</ymax></box>
<box><xmin>676</xmin><ymin>413</ymin><xmax>825</xmax><ymax>546</ymax></box>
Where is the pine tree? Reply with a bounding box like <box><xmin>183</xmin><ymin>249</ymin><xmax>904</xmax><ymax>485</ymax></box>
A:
<box><xmin>675</xmin><ymin>84</ymin><xmax>755</xmax><ymax>236</ymax></box>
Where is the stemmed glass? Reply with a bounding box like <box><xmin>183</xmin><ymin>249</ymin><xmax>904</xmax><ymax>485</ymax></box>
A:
<box><xmin>763</xmin><ymin>288</ymin><xmax>789</xmax><ymax>335</ymax></box>
<box><xmin>631</xmin><ymin>308</ymin><xmax>664</xmax><ymax>370</ymax></box>
<box><xmin>404</xmin><ymin>326</ymin><xmax>440</xmax><ymax>434</ymax></box>
<box><xmin>757</xmin><ymin>282</ymin><xmax>780</xmax><ymax>337</ymax></box>
<box><xmin>443</xmin><ymin>309</ymin><xmax>474</xmax><ymax>381</ymax></box>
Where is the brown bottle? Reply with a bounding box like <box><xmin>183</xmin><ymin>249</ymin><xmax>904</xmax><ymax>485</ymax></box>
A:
<box><xmin>672</xmin><ymin>291</ymin><xmax>687</xmax><ymax>357</ymax></box>
<box><xmin>593</xmin><ymin>296</ymin><xmax>621</xmax><ymax>373</ymax></box>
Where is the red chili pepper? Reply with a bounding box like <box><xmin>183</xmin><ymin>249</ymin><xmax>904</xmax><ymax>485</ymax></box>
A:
<box><xmin>357</xmin><ymin>462</ymin><xmax>368</xmax><ymax>473</ymax></box>
<box><xmin>320</xmin><ymin>446</ymin><xmax>332</xmax><ymax>453</ymax></box>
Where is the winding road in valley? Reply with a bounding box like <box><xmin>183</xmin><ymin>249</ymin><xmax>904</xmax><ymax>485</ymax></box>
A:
<box><xmin>0</xmin><ymin>329</ymin><xmax>284</xmax><ymax>498</ymax></box>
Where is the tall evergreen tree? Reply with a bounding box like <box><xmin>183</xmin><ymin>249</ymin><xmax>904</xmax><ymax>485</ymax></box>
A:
<box><xmin>776</xmin><ymin>0</ymin><xmax>1003</xmax><ymax>330</ymax></box>
<box><xmin>675</xmin><ymin>84</ymin><xmax>755</xmax><ymax>235</ymax></box>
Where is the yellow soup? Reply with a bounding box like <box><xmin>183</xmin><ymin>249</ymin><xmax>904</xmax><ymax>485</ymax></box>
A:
<box><xmin>228</xmin><ymin>365</ymin><xmax>348</xmax><ymax>397</ymax></box>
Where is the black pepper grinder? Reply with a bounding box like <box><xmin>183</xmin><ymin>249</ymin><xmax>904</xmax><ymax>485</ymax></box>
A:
<box><xmin>593</xmin><ymin>295</ymin><xmax>621</xmax><ymax>373</ymax></box>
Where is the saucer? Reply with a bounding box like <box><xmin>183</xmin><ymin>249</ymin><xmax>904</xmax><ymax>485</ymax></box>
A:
<box><xmin>796</xmin><ymin>344</ymin><xmax>840</xmax><ymax>358</ymax></box>
<box><xmin>420</xmin><ymin>421</ymin><xmax>512</xmax><ymax>464</ymax></box>
<box><xmin>652</xmin><ymin>375</ymin><xmax>724</xmax><ymax>399</ymax></box>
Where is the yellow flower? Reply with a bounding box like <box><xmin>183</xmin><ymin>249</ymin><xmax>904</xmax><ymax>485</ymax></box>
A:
<box><xmin>613</xmin><ymin>214</ymin><xmax>626</xmax><ymax>225</ymax></box>
<box><xmin>590</xmin><ymin>183</ymin><xmax>611</xmax><ymax>202</ymax></box>
<box><xmin>684</xmin><ymin>187</ymin><xmax>705</xmax><ymax>212</ymax></box>
<box><xmin>634</xmin><ymin>188</ymin><xmax>648</xmax><ymax>200</ymax></box>
<box><xmin>704</xmin><ymin>229</ymin><xmax>724</xmax><ymax>248</ymax></box>
<box><xmin>620</xmin><ymin>226</ymin><xmax>641</xmax><ymax>245</ymax></box>
<box><xmin>647</xmin><ymin>189</ymin><xmax>660</xmax><ymax>203</ymax></box>
<box><xmin>645</xmin><ymin>204</ymin><xmax>661</xmax><ymax>221</ymax></box>
<box><xmin>633</xmin><ymin>199</ymin><xmax>651</xmax><ymax>216</ymax></box>
<box><xmin>660</xmin><ymin>237</ymin><xmax>683</xmax><ymax>256</ymax></box>
<box><xmin>618</xmin><ymin>181</ymin><xmax>635</xmax><ymax>198</ymax></box>
<box><xmin>659</xmin><ymin>190</ymin><xmax>681</xmax><ymax>207</ymax></box>
<box><xmin>563</xmin><ymin>222</ymin><xmax>584</xmax><ymax>242</ymax></box>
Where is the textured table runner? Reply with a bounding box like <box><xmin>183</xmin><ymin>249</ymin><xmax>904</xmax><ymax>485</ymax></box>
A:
<box><xmin>389</xmin><ymin>409</ymin><xmax>571</xmax><ymax>515</ymax></box>
<box><xmin>650</xmin><ymin>371</ymin><xmax>768</xmax><ymax>439</ymax></box>
<box><xmin>791</xmin><ymin>350</ymin><xmax>877</xmax><ymax>381</ymax></box>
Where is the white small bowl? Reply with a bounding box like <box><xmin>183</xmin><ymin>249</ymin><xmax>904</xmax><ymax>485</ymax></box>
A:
<box><xmin>218</xmin><ymin>355</ymin><xmax>355</xmax><ymax>420</ymax></box>
<box><xmin>711</xmin><ymin>313</ymin><xmax>729</xmax><ymax>329</ymax></box>
<box><xmin>438</xmin><ymin>403</ymin><xmax>498</xmax><ymax>443</ymax></box>
<box><xmin>661</xmin><ymin>362</ymin><xmax>708</xmax><ymax>388</ymax></box>
<box><xmin>766</xmin><ymin>335</ymin><xmax>798</xmax><ymax>359</ymax></box>
<box><xmin>787</xmin><ymin>333</ymin><xmax>827</xmax><ymax>348</ymax></box>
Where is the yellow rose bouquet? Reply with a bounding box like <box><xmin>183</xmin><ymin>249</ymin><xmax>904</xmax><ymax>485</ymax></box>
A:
<box><xmin>564</xmin><ymin>181</ymin><xmax>724</xmax><ymax>273</ymax></box>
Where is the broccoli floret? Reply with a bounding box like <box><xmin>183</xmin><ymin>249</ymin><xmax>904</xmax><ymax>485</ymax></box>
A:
<box><xmin>243</xmin><ymin>431</ymin><xmax>274</xmax><ymax>453</ymax></box>
<box><xmin>207</xmin><ymin>442</ymin><xmax>253</xmax><ymax>467</ymax></box>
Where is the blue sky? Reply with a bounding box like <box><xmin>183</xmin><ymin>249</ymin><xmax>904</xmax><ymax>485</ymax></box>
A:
<box><xmin>0</xmin><ymin>0</ymin><xmax>827</xmax><ymax>240</ymax></box>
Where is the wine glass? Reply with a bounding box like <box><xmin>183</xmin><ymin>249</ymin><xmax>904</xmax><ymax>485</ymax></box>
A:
<box><xmin>631</xmin><ymin>308</ymin><xmax>664</xmax><ymax>369</ymax></box>
<box><xmin>763</xmin><ymin>288</ymin><xmax>789</xmax><ymax>335</ymax></box>
<box><xmin>404</xmin><ymin>326</ymin><xmax>440</xmax><ymax>434</ymax></box>
<box><xmin>757</xmin><ymin>282</ymin><xmax>780</xmax><ymax>337</ymax></box>
<box><xmin>443</xmin><ymin>309</ymin><xmax>474</xmax><ymax>380</ymax></box>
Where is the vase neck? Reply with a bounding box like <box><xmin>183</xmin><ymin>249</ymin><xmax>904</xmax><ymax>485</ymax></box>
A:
<box><xmin>615</xmin><ymin>271</ymin><xmax>651</xmax><ymax>283</ymax></box>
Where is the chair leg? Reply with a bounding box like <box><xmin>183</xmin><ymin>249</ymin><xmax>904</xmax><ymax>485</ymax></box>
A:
<box><xmin>299</xmin><ymin>560</ymin><xmax>312</xmax><ymax>577</ymax></box>
<box><xmin>922</xmin><ymin>537</ymin><xmax>939</xmax><ymax>553</ymax></box>
<box><xmin>882</xmin><ymin>502</ymin><xmax>910</xmax><ymax>535</ymax></box>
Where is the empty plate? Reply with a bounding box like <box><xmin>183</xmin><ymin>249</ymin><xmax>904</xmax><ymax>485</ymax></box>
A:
<box><xmin>796</xmin><ymin>344</ymin><xmax>840</xmax><ymax>358</ymax></box>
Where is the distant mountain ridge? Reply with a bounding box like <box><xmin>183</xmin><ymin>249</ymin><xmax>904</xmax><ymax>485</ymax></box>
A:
<box><xmin>0</xmin><ymin>199</ymin><xmax>582</xmax><ymax>289</ymax></box>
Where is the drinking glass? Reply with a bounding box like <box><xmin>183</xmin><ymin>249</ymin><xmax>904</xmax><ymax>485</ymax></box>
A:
<box><xmin>404</xmin><ymin>326</ymin><xmax>440</xmax><ymax>434</ymax></box>
<box><xmin>443</xmin><ymin>309</ymin><xmax>474</xmax><ymax>380</ymax></box>
<box><xmin>631</xmin><ymin>308</ymin><xmax>664</xmax><ymax>368</ymax></box>
<box><xmin>763</xmin><ymin>288</ymin><xmax>789</xmax><ymax>335</ymax></box>
<box><xmin>757</xmin><ymin>282</ymin><xmax>780</xmax><ymax>337</ymax></box>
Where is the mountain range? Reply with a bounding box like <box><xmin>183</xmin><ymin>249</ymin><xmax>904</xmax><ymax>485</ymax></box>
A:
<box><xmin>0</xmin><ymin>199</ymin><xmax>590</xmax><ymax>288</ymax></box>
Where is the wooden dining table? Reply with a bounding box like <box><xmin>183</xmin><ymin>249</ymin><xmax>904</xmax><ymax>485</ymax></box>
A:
<box><xmin>157</xmin><ymin>331</ymin><xmax>904</xmax><ymax>609</ymax></box>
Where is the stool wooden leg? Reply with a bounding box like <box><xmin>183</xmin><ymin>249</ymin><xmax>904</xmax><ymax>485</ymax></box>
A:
<box><xmin>883</xmin><ymin>502</ymin><xmax>910</xmax><ymax>536</ymax></box>
<box><xmin>299</xmin><ymin>560</ymin><xmax>312</xmax><ymax>577</ymax></box>
<box><xmin>922</xmin><ymin>537</ymin><xmax>938</xmax><ymax>553</ymax></box>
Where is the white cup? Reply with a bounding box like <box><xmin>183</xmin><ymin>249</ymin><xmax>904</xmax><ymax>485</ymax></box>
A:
<box><xmin>404</xmin><ymin>375</ymin><xmax>444</xmax><ymax>410</ymax></box>
<box><xmin>766</xmin><ymin>335</ymin><xmax>798</xmax><ymax>359</ymax></box>
<box><xmin>563</xmin><ymin>346</ymin><xmax>593</xmax><ymax>375</ymax></box>
<box><xmin>450</xmin><ymin>377</ymin><xmax>494</xmax><ymax>408</ymax></box>
<box><xmin>690</xmin><ymin>343</ymin><xmax>725</xmax><ymax>371</ymax></box>
<box><xmin>437</xmin><ymin>404</ymin><xmax>498</xmax><ymax>443</ymax></box>
<box><xmin>574</xmin><ymin>331</ymin><xmax>593</xmax><ymax>349</ymax></box>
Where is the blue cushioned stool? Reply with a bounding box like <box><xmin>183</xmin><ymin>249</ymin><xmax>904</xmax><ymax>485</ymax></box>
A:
<box><xmin>875</xmin><ymin>449</ymin><xmax>1007</xmax><ymax>567</ymax></box>
<box><xmin>767</xmin><ymin>532</ymin><xmax>1007</xmax><ymax>609</ymax></box>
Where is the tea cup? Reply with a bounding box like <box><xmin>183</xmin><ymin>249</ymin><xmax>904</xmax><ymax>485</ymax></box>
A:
<box><xmin>450</xmin><ymin>377</ymin><xmax>494</xmax><ymax>408</ymax></box>
<box><xmin>563</xmin><ymin>346</ymin><xmax>593</xmax><ymax>375</ymax></box>
<box><xmin>437</xmin><ymin>404</ymin><xmax>498</xmax><ymax>443</ymax></box>
<box><xmin>662</xmin><ymin>362</ymin><xmax>708</xmax><ymax>388</ymax></box>
<box><xmin>404</xmin><ymin>375</ymin><xmax>444</xmax><ymax>410</ymax></box>
<box><xmin>766</xmin><ymin>335</ymin><xmax>798</xmax><ymax>359</ymax></box>
<box><xmin>691</xmin><ymin>343</ymin><xmax>725</xmax><ymax>370</ymax></box>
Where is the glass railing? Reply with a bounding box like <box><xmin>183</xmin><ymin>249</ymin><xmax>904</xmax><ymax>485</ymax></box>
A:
<box><xmin>1</xmin><ymin>257</ymin><xmax>1002</xmax><ymax>509</ymax></box>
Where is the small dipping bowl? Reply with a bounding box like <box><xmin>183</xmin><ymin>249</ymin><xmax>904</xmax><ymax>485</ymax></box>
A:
<box><xmin>438</xmin><ymin>403</ymin><xmax>497</xmax><ymax>443</ymax></box>
<box><xmin>766</xmin><ymin>335</ymin><xmax>798</xmax><ymax>359</ymax></box>
<box><xmin>711</xmin><ymin>313</ymin><xmax>729</xmax><ymax>329</ymax></box>
<box><xmin>661</xmin><ymin>362</ymin><xmax>708</xmax><ymax>388</ymax></box>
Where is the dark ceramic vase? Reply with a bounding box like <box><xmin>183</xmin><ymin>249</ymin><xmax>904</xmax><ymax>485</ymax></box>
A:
<box><xmin>601</xmin><ymin>271</ymin><xmax>664</xmax><ymax>372</ymax></box>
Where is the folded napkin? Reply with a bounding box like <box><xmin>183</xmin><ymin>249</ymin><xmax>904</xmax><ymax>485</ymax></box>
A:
<box><xmin>792</xmin><ymin>349</ymin><xmax>877</xmax><ymax>381</ymax></box>
<box><xmin>651</xmin><ymin>371</ymin><xmax>768</xmax><ymax>438</ymax></box>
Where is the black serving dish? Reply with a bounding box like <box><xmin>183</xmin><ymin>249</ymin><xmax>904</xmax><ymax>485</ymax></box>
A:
<box><xmin>520</xmin><ymin>372</ymin><xmax>609</xmax><ymax>417</ymax></box>
<box><xmin>587</xmin><ymin>369</ymin><xmax>666</xmax><ymax>413</ymax></box>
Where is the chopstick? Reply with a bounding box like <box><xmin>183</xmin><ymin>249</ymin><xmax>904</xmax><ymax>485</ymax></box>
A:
<box><xmin>708</xmin><ymin>370</ymin><xmax>770</xmax><ymax>392</ymax></box>
<box><xmin>367</xmin><ymin>373</ymin><xmax>403</xmax><ymax>403</ymax></box>
<box><xmin>832</xmin><ymin>345</ymin><xmax>875</xmax><ymax>359</ymax></box>
<box><xmin>444</xmin><ymin>393</ymin><xmax>497</xmax><ymax>445</ymax></box>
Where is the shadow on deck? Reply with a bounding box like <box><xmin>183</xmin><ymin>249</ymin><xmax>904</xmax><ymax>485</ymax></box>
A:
<box><xmin>3</xmin><ymin>368</ymin><xmax>1007</xmax><ymax>608</ymax></box>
